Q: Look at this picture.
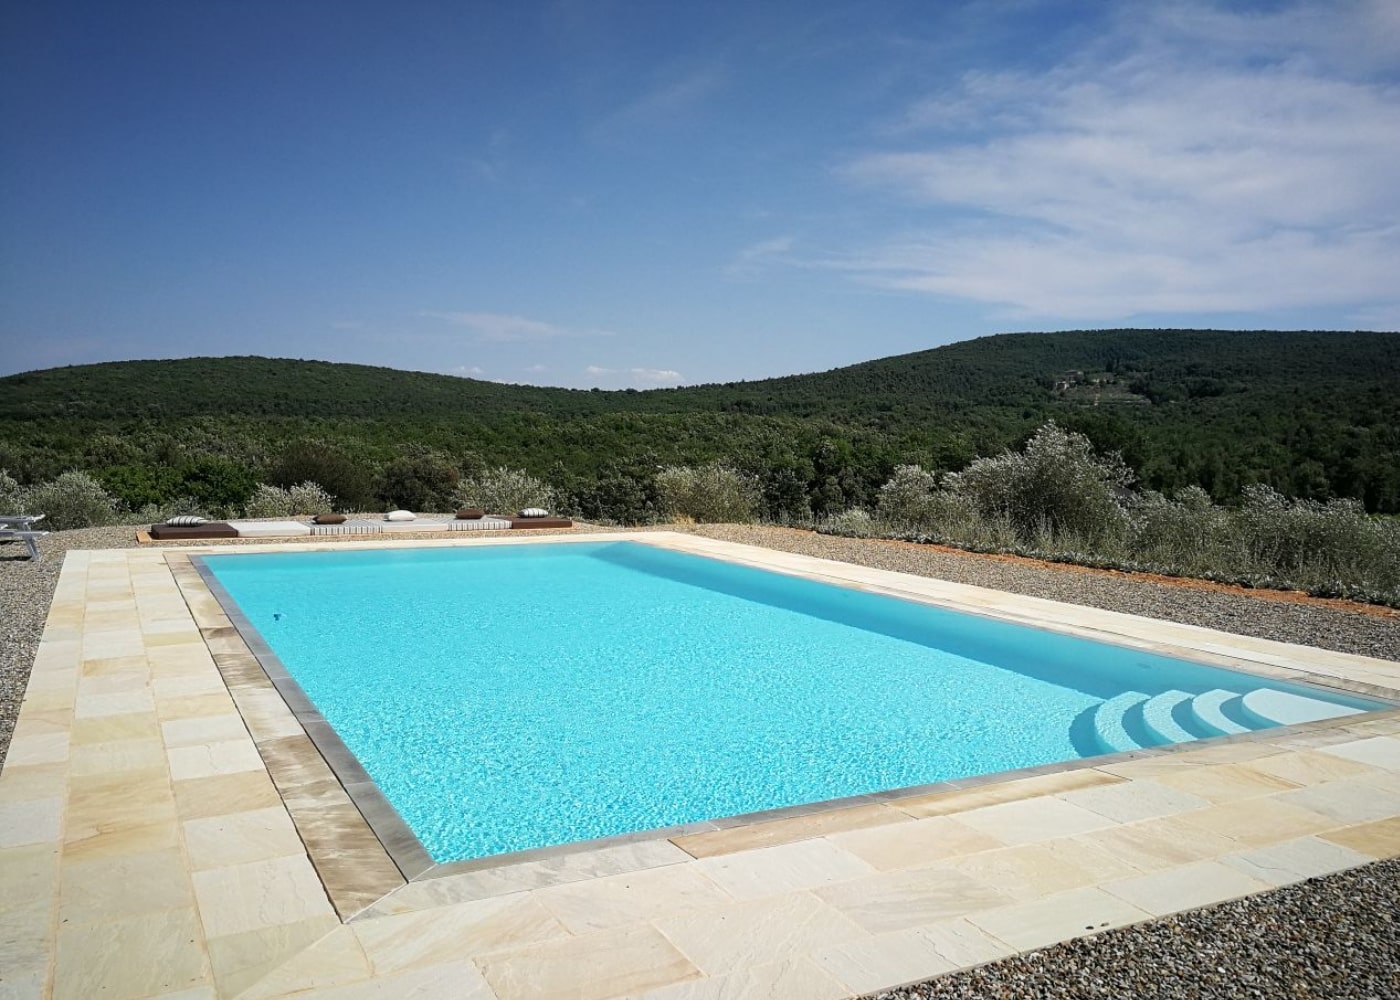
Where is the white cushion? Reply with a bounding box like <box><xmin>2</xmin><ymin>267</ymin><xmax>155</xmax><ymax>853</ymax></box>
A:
<box><xmin>518</xmin><ymin>507</ymin><xmax>548</xmax><ymax>518</ymax></box>
<box><xmin>234</xmin><ymin>520</ymin><xmax>311</xmax><ymax>538</ymax></box>
<box><xmin>166</xmin><ymin>515</ymin><xmax>207</xmax><ymax>526</ymax></box>
<box><xmin>385</xmin><ymin>510</ymin><xmax>416</xmax><ymax>521</ymax></box>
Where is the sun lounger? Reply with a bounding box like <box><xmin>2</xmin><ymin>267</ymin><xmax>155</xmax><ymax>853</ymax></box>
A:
<box><xmin>508</xmin><ymin>517</ymin><xmax>573</xmax><ymax>529</ymax></box>
<box><xmin>232</xmin><ymin>520</ymin><xmax>312</xmax><ymax>538</ymax></box>
<box><xmin>0</xmin><ymin>527</ymin><xmax>47</xmax><ymax>560</ymax></box>
<box><xmin>148</xmin><ymin>522</ymin><xmax>239</xmax><ymax>540</ymax></box>
<box><xmin>309</xmin><ymin>518</ymin><xmax>384</xmax><ymax>536</ymax></box>
<box><xmin>447</xmin><ymin>516</ymin><xmax>512</xmax><ymax>531</ymax></box>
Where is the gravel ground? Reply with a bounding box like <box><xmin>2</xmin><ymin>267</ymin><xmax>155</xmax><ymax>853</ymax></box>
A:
<box><xmin>2</xmin><ymin>522</ymin><xmax>1397</xmax><ymax>998</ymax></box>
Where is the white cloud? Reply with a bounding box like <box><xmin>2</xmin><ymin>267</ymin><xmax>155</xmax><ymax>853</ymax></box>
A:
<box><xmin>447</xmin><ymin>365</ymin><xmax>485</xmax><ymax>377</ymax></box>
<box><xmin>630</xmin><ymin>367</ymin><xmax>682</xmax><ymax>383</ymax></box>
<box><xmin>420</xmin><ymin>311</ymin><xmax>616</xmax><ymax>342</ymax></box>
<box><xmin>832</xmin><ymin>1</ymin><xmax>1400</xmax><ymax>322</ymax></box>
<box><xmin>725</xmin><ymin>236</ymin><xmax>795</xmax><ymax>278</ymax></box>
<box><xmin>583</xmin><ymin>364</ymin><xmax>684</xmax><ymax>386</ymax></box>
<box><xmin>597</xmin><ymin>64</ymin><xmax>727</xmax><ymax>137</ymax></box>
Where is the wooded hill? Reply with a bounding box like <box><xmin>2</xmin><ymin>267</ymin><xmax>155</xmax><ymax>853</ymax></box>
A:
<box><xmin>2</xmin><ymin>329</ymin><xmax>1397</xmax><ymax>515</ymax></box>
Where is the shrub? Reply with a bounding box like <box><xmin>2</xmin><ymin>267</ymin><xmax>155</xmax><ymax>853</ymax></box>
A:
<box><xmin>655</xmin><ymin>462</ymin><xmax>760</xmax><ymax>523</ymax></box>
<box><xmin>16</xmin><ymin>471</ymin><xmax>119</xmax><ymax>530</ymax></box>
<box><xmin>0</xmin><ymin>469</ymin><xmax>20</xmax><ymax>511</ymax></box>
<box><xmin>377</xmin><ymin>449</ymin><xmax>460</xmax><ymax>511</ymax></box>
<box><xmin>244</xmin><ymin>481</ymin><xmax>334</xmax><ymax>518</ymax></box>
<box><xmin>453</xmin><ymin>467</ymin><xmax>555</xmax><ymax>515</ymax></box>
<box><xmin>876</xmin><ymin>465</ymin><xmax>940</xmax><ymax>530</ymax></box>
<box><xmin>269</xmin><ymin>440</ymin><xmax>376</xmax><ymax>511</ymax></box>
<box><xmin>563</xmin><ymin>472</ymin><xmax>655</xmax><ymax>525</ymax></box>
<box><xmin>943</xmin><ymin>422</ymin><xmax>1131</xmax><ymax>547</ymax></box>
<box><xmin>820</xmin><ymin>507</ymin><xmax>875</xmax><ymax>537</ymax></box>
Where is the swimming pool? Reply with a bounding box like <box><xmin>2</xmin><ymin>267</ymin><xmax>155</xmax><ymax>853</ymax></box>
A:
<box><xmin>199</xmin><ymin>540</ymin><xmax>1385</xmax><ymax>865</ymax></box>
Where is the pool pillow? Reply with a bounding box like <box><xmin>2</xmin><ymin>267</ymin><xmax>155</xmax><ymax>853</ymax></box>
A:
<box><xmin>385</xmin><ymin>510</ymin><xmax>416</xmax><ymax>521</ymax></box>
<box><xmin>165</xmin><ymin>515</ymin><xmax>207</xmax><ymax>526</ymax></box>
<box><xmin>312</xmin><ymin>513</ymin><xmax>347</xmax><ymax>525</ymax></box>
<box><xmin>518</xmin><ymin>507</ymin><xmax>549</xmax><ymax>518</ymax></box>
<box><xmin>455</xmin><ymin>508</ymin><xmax>485</xmax><ymax>520</ymax></box>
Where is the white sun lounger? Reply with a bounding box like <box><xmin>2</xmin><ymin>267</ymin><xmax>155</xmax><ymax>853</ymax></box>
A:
<box><xmin>308</xmin><ymin>519</ymin><xmax>384</xmax><ymax>536</ymax></box>
<box><xmin>232</xmin><ymin>520</ymin><xmax>312</xmax><ymax>538</ymax></box>
<box><xmin>447</xmin><ymin>517</ymin><xmax>512</xmax><ymax>531</ymax></box>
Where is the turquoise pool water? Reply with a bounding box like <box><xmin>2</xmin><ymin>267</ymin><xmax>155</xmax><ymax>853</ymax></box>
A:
<box><xmin>202</xmin><ymin>541</ymin><xmax>1382</xmax><ymax>863</ymax></box>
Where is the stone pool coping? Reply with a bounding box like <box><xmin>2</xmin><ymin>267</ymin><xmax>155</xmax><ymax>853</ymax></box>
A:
<box><xmin>4</xmin><ymin>531</ymin><xmax>1400</xmax><ymax>999</ymax></box>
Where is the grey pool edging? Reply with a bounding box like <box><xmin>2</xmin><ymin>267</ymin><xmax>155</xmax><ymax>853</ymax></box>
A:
<box><xmin>184</xmin><ymin>538</ymin><xmax>1400</xmax><ymax>898</ymax></box>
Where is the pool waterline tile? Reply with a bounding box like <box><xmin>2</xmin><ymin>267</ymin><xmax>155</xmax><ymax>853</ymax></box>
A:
<box><xmin>15</xmin><ymin>532</ymin><xmax>1400</xmax><ymax>1000</ymax></box>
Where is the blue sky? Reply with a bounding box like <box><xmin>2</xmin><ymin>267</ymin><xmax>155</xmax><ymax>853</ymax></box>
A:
<box><xmin>3</xmin><ymin>0</ymin><xmax>1398</xmax><ymax>387</ymax></box>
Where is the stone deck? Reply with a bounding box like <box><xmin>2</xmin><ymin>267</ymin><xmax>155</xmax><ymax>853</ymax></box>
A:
<box><xmin>3</xmin><ymin>532</ymin><xmax>1399</xmax><ymax>999</ymax></box>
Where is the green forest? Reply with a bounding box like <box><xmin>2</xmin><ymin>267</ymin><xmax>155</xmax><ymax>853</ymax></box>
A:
<box><xmin>2</xmin><ymin>329</ymin><xmax>1397</xmax><ymax>520</ymax></box>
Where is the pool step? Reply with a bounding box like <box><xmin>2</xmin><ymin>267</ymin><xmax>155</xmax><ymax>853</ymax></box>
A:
<box><xmin>1139</xmin><ymin>690</ymin><xmax>1201</xmax><ymax>745</ymax></box>
<box><xmin>1092</xmin><ymin>691</ymin><xmax>1152</xmax><ymax>754</ymax></box>
<box><xmin>1239</xmin><ymin>689</ymin><xmax>1366</xmax><ymax>728</ymax></box>
<box><xmin>1191</xmin><ymin>689</ymin><xmax>1251</xmax><ymax>736</ymax></box>
<box><xmin>1086</xmin><ymin>686</ymin><xmax>1365</xmax><ymax>757</ymax></box>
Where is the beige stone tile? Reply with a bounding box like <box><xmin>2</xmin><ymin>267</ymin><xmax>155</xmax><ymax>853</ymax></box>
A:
<box><xmin>69</xmin><ymin>736</ymin><xmax>168</xmax><ymax>777</ymax></box>
<box><xmin>829</xmin><ymin>815</ymin><xmax>1004</xmax><ymax>871</ymax></box>
<box><xmin>70</xmin><ymin>712</ymin><xmax>161</xmax><ymax>746</ymax></box>
<box><xmin>892</xmin><ymin>769</ymin><xmax>1124</xmax><ymax>818</ymax></box>
<box><xmin>53</xmin><ymin>907</ymin><xmax>208</xmax><ymax>1000</ymax></box>
<box><xmin>205</xmin><ymin>914</ymin><xmax>341</xmax><ymax>999</ymax></box>
<box><xmin>161</xmin><ymin>714</ymin><xmax>250</xmax><ymax>749</ymax></box>
<box><xmin>288</xmin><ymin>960</ymin><xmax>494</xmax><ymax>1000</ymax></box>
<box><xmin>59</xmin><ymin>848</ymin><xmax>193</xmax><ymax>924</ymax></box>
<box><xmin>239</xmin><ymin>925</ymin><xmax>372</xmax><ymax>1000</ymax></box>
<box><xmin>168</xmin><ymin>738</ymin><xmax>265</xmax><ymax>780</ymax></box>
<box><xmin>0</xmin><ymin>797</ymin><xmax>61</xmax><ymax>848</ymax></box>
<box><xmin>64</xmin><ymin>769</ymin><xmax>179</xmax><ymax>861</ymax></box>
<box><xmin>152</xmin><ymin>672</ymin><xmax>230</xmax><ymax>700</ymax></box>
<box><xmin>173</xmin><ymin>770</ymin><xmax>282</xmax><ymax>821</ymax></box>
<box><xmin>952</xmin><ymin>796</ymin><xmax>1118</xmax><ymax>846</ymax></box>
<box><xmin>4</xmin><ymin>729</ymin><xmax>70</xmax><ymax>766</ymax></box>
<box><xmin>1058</xmin><ymin>778</ymin><xmax>1211</xmax><ymax>823</ymax></box>
<box><xmin>1103</xmin><ymin>860</ymin><xmax>1271</xmax><ymax>916</ymax></box>
<box><xmin>969</xmin><ymin>886</ymin><xmax>1151</xmax><ymax>951</ymax></box>
<box><xmin>1153</xmin><ymin>762</ymin><xmax>1302</xmax><ymax>803</ymax></box>
<box><xmin>810</xmin><ymin>928</ymin><xmax>958</xmax><ymax>994</ymax></box>
<box><xmin>1173</xmin><ymin>798</ymin><xmax>1336</xmax><ymax>847</ymax></box>
<box><xmin>672</xmin><ymin>804</ymin><xmax>911</xmax><ymax>859</ymax></box>
<box><xmin>367</xmin><ymin>839</ymin><xmax>692</xmax><ymax>914</ymax></box>
<box><xmin>192</xmin><ymin>854</ymin><xmax>335</xmax><ymax>938</ymax></box>
<box><xmin>80</xmin><ymin>654</ymin><xmax>148</xmax><ymax>678</ymax></box>
<box><xmin>1221</xmin><ymin>836</ymin><xmax>1375</xmax><ymax>886</ymax></box>
<box><xmin>637</xmin><ymin>955</ymin><xmax>849</xmax><ymax>1000</ymax></box>
<box><xmin>1276</xmin><ymin>777</ymin><xmax>1400</xmax><ymax>825</ymax></box>
<box><xmin>158</xmin><ymin>692</ymin><xmax>239</xmax><ymax>720</ymax></box>
<box><xmin>917</xmin><ymin>917</ymin><xmax>1017</xmax><ymax>968</ymax></box>
<box><xmin>814</xmin><ymin>865</ymin><xmax>1011</xmax><ymax>934</ymax></box>
<box><xmin>74</xmin><ymin>689</ymin><xmax>155</xmax><ymax>719</ymax></box>
<box><xmin>657</xmin><ymin>891</ymin><xmax>868</xmax><ymax>976</ymax></box>
<box><xmin>1318</xmin><ymin>735</ymin><xmax>1400</xmax><ymax>770</ymax></box>
<box><xmin>480</xmin><ymin>924</ymin><xmax>702</xmax><ymax>1000</ymax></box>
<box><xmin>696</xmin><ymin>837</ymin><xmax>875</xmax><ymax>901</ymax></box>
<box><xmin>1243</xmin><ymin>749</ymin><xmax>1378</xmax><ymax>787</ymax></box>
<box><xmin>353</xmin><ymin>894</ymin><xmax>568</xmax><ymax>971</ymax></box>
<box><xmin>1319</xmin><ymin>816</ymin><xmax>1400</xmax><ymax>858</ymax></box>
<box><xmin>0</xmin><ymin>843</ymin><xmax>58</xmax><ymax>915</ymax></box>
<box><xmin>183</xmin><ymin>805</ymin><xmax>305</xmax><ymax>870</ymax></box>
<box><xmin>0</xmin><ymin>896</ymin><xmax>55</xmax><ymax>988</ymax></box>
<box><xmin>0</xmin><ymin>761</ymin><xmax>67</xmax><ymax>805</ymax></box>
<box><xmin>535</xmin><ymin>861</ymin><xmax>734</xmax><ymax>934</ymax></box>
<box><xmin>1077</xmin><ymin>815</ymin><xmax>1242</xmax><ymax>872</ymax></box>
<box><xmin>943</xmin><ymin>841</ymin><xmax>1124</xmax><ymax>902</ymax></box>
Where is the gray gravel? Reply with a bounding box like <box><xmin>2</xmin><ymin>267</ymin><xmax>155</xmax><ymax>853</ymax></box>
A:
<box><xmin>2</xmin><ymin>522</ymin><xmax>1398</xmax><ymax>998</ymax></box>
